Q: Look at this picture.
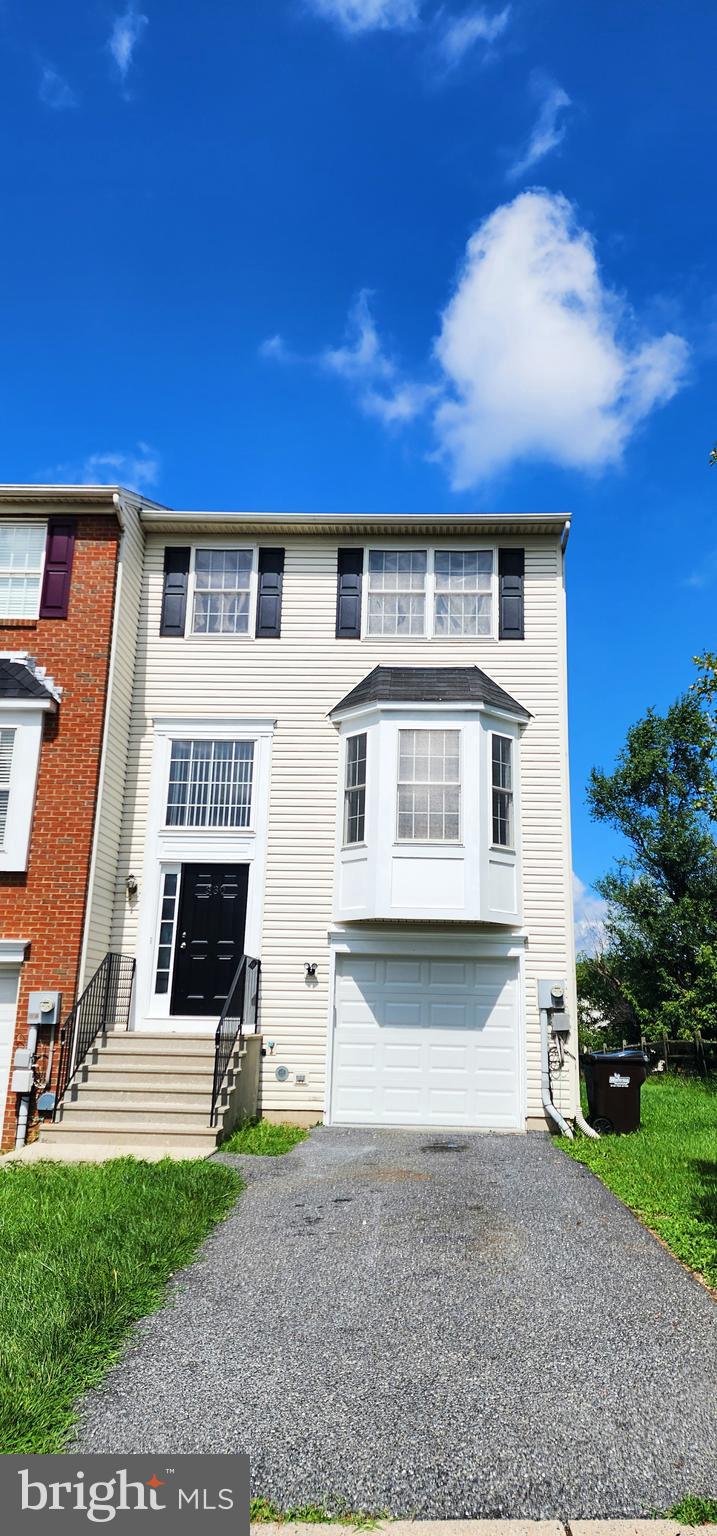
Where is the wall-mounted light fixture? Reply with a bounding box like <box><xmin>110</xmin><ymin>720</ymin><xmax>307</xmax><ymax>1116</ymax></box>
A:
<box><xmin>305</xmin><ymin>962</ymin><xmax>317</xmax><ymax>979</ymax></box>
<box><xmin>126</xmin><ymin>873</ymin><xmax>138</xmax><ymax>897</ymax></box>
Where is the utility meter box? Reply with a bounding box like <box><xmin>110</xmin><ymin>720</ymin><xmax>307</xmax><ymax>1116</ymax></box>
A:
<box><xmin>12</xmin><ymin>1047</ymin><xmax>34</xmax><ymax>1094</ymax></box>
<box><xmin>27</xmin><ymin>990</ymin><xmax>62</xmax><ymax>1028</ymax></box>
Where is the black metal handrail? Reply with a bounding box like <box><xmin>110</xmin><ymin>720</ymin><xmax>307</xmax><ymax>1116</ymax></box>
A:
<box><xmin>53</xmin><ymin>953</ymin><xmax>136</xmax><ymax>1118</ymax></box>
<box><xmin>211</xmin><ymin>954</ymin><xmax>260</xmax><ymax>1126</ymax></box>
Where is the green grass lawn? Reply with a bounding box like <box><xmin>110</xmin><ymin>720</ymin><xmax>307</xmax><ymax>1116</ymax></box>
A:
<box><xmin>563</xmin><ymin>1075</ymin><xmax>717</xmax><ymax>1288</ymax></box>
<box><xmin>0</xmin><ymin>1157</ymin><xmax>242</xmax><ymax>1453</ymax></box>
<box><xmin>222</xmin><ymin>1118</ymin><xmax>309</xmax><ymax>1155</ymax></box>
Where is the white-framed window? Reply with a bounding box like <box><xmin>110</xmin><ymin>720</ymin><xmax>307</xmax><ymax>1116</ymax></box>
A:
<box><xmin>0</xmin><ymin>728</ymin><xmax>14</xmax><ymax>845</ymax></box>
<box><xmin>492</xmin><ymin>734</ymin><xmax>514</xmax><ymax>848</ymax></box>
<box><xmin>344</xmin><ymin>732</ymin><xmax>367</xmax><ymax>845</ymax></box>
<box><xmin>434</xmin><ymin>550</ymin><xmax>493</xmax><ymax>636</ymax></box>
<box><xmin>397</xmin><ymin>728</ymin><xmax>460</xmax><ymax>842</ymax></box>
<box><xmin>0</xmin><ymin>523</ymin><xmax>46</xmax><ymax>620</ymax></box>
<box><xmin>154</xmin><ymin>868</ymin><xmax>180</xmax><ymax>995</ymax></box>
<box><xmin>367</xmin><ymin>550</ymin><xmax>427</xmax><ymax>636</ymax></box>
<box><xmin>166</xmin><ymin>739</ymin><xmax>254</xmax><ymax>828</ymax></box>
<box><xmin>364</xmin><ymin>547</ymin><xmax>495</xmax><ymax>639</ymax></box>
<box><xmin>190</xmin><ymin>547</ymin><xmax>254</xmax><ymax>635</ymax></box>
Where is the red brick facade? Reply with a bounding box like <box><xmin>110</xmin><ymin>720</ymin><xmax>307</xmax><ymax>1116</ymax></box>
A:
<box><xmin>0</xmin><ymin>513</ymin><xmax>119</xmax><ymax>1150</ymax></box>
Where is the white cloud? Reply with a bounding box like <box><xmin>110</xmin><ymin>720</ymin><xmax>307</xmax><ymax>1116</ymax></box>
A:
<box><xmin>683</xmin><ymin>549</ymin><xmax>717</xmax><ymax>589</ymax></box>
<box><xmin>508</xmin><ymin>75</ymin><xmax>572</xmax><ymax>180</ymax></box>
<box><xmin>48</xmin><ymin>443</ymin><xmax>161</xmax><ymax>492</ymax></box>
<box><xmin>432</xmin><ymin>190</ymin><xmax>689</xmax><ymax>485</ymax></box>
<box><xmin>259</xmin><ymin>334</ymin><xmax>295</xmax><ymax>363</ymax></box>
<box><xmin>363</xmin><ymin>380</ymin><xmax>438</xmax><ymax>423</ymax></box>
<box><xmin>307</xmin><ymin>0</ymin><xmax>420</xmax><ymax>32</ymax></box>
<box><xmin>38</xmin><ymin>65</ymin><xmax>76</xmax><ymax>110</ymax></box>
<box><xmin>321</xmin><ymin>289</ymin><xmax>394</xmax><ymax>381</ymax></box>
<box><xmin>573</xmin><ymin>873</ymin><xmax>608</xmax><ymax>957</ymax></box>
<box><xmin>437</xmin><ymin>5</ymin><xmax>511</xmax><ymax>67</ymax></box>
<box><xmin>108</xmin><ymin>5</ymin><xmax>148</xmax><ymax>83</ymax></box>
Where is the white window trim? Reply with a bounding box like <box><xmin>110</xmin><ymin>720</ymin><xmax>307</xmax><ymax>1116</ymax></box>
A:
<box><xmin>491</xmin><ymin>732</ymin><xmax>515</xmax><ymax>852</ymax></box>
<box><xmin>164</xmin><ymin>737</ymin><xmax>256</xmax><ymax>833</ymax></box>
<box><xmin>395</xmin><ymin>725</ymin><xmax>463</xmax><ymax>846</ymax></box>
<box><xmin>185</xmin><ymin>542</ymin><xmax>259</xmax><ymax>640</ymax></box>
<box><xmin>0</xmin><ymin>706</ymin><xmax>50</xmax><ymax>872</ymax></box>
<box><xmin>361</xmin><ymin>544</ymin><xmax>498</xmax><ymax>642</ymax></box>
<box><xmin>138</xmin><ymin>715</ymin><xmax>275</xmax><ymax>1025</ymax></box>
<box><xmin>0</xmin><ymin>521</ymin><xmax>47</xmax><ymax>622</ymax></box>
<box><xmin>342</xmin><ymin>731</ymin><xmax>367</xmax><ymax>849</ymax></box>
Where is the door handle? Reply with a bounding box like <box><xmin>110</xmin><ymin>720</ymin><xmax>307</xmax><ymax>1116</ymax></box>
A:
<box><xmin>180</xmin><ymin>930</ymin><xmax>187</xmax><ymax>950</ymax></box>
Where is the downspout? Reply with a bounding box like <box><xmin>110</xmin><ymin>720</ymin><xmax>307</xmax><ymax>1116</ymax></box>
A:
<box><xmin>574</xmin><ymin>1104</ymin><xmax>599</xmax><ymax>1139</ymax></box>
<box><xmin>14</xmin><ymin>1022</ymin><xmax>38</xmax><ymax>1150</ymax></box>
<box><xmin>540</xmin><ymin>1004</ymin><xmax>574</xmax><ymax>1138</ymax></box>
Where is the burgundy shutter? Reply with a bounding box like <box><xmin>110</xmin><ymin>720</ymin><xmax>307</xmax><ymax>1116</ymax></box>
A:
<box><xmin>336</xmin><ymin>548</ymin><xmax>363</xmax><ymax>638</ymax></box>
<box><xmin>39</xmin><ymin>519</ymin><xmax>76</xmax><ymax>619</ymax></box>
<box><xmin>255</xmin><ymin>547</ymin><xmax>285</xmax><ymax>638</ymax></box>
<box><xmin>160</xmin><ymin>547</ymin><xmax>191</xmax><ymax>636</ymax></box>
<box><xmin>498</xmin><ymin>548</ymin><xmax>525</xmax><ymax>640</ymax></box>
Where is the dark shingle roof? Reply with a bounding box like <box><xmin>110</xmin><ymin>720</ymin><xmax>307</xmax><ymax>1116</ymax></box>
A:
<box><xmin>330</xmin><ymin>666</ymin><xmax>530</xmax><ymax>720</ymax></box>
<box><xmin>0</xmin><ymin>658</ymin><xmax>58</xmax><ymax>701</ymax></box>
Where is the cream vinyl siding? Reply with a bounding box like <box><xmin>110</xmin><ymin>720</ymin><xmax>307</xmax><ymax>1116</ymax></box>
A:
<box><xmin>81</xmin><ymin>503</ymin><xmax>146</xmax><ymax>982</ymax></box>
<box><xmin>110</xmin><ymin>532</ymin><xmax>575</xmax><ymax>1121</ymax></box>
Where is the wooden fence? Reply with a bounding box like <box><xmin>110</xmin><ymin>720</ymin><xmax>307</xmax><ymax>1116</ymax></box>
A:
<box><xmin>635</xmin><ymin>1032</ymin><xmax>717</xmax><ymax>1077</ymax></box>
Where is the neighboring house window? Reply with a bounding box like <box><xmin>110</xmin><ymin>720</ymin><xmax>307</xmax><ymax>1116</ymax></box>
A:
<box><xmin>492</xmin><ymin>734</ymin><xmax>514</xmax><ymax>847</ymax></box>
<box><xmin>166</xmin><ymin>739</ymin><xmax>254</xmax><ymax>827</ymax></box>
<box><xmin>0</xmin><ymin>728</ymin><xmax>14</xmax><ymax>845</ymax></box>
<box><xmin>367</xmin><ymin>551</ymin><xmax>427</xmax><ymax>636</ymax></box>
<box><xmin>191</xmin><ymin>549</ymin><xmax>253</xmax><ymax>634</ymax></box>
<box><xmin>0</xmin><ymin>523</ymin><xmax>46</xmax><ymax>620</ymax></box>
<box><xmin>397</xmin><ymin>729</ymin><xmax>460</xmax><ymax>842</ymax></box>
<box><xmin>434</xmin><ymin>551</ymin><xmax>493</xmax><ymax>636</ymax></box>
<box><xmin>154</xmin><ymin>870</ymin><xmax>179</xmax><ymax>994</ymax></box>
<box><xmin>344</xmin><ymin>733</ymin><xmax>367</xmax><ymax>845</ymax></box>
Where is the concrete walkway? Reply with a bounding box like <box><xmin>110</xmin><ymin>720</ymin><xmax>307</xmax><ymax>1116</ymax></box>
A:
<box><xmin>75</xmin><ymin>1128</ymin><xmax>717</xmax><ymax>1517</ymax></box>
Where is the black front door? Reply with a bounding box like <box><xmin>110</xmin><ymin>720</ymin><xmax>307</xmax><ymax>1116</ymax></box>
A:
<box><xmin>171</xmin><ymin>864</ymin><xmax>249</xmax><ymax>1016</ymax></box>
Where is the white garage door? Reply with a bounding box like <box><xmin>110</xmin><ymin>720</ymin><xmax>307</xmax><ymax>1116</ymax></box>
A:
<box><xmin>331</xmin><ymin>954</ymin><xmax>521</xmax><ymax>1129</ymax></box>
<box><xmin>0</xmin><ymin>969</ymin><xmax>19</xmax><ymax>1137</ymax></box>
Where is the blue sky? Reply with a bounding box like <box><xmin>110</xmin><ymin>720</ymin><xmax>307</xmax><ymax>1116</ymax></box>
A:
<box><xmin>1</xmin><ymin>0</ymin><xmax>715</xmax><ymax>931</ymax></box>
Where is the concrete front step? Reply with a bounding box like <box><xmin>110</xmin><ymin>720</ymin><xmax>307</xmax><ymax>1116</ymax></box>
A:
<box><xmin>63</xmin><ymin>1088</ymin><xmax>213</xmax><ymax>1111</ymax></box>
<box><xmin>84</xmin><ymin>1067</ymin><xmax>216</xmax><ymax>1091</ymax></box>
<box><xmin>97</xmin><ymin>1033</ymin><xmax>216</xmax><ymax>1057</ymax></box>
<box><xmin>40</xmin><ymin>1122</ymin><xmax>219</xmax><ymax>1149</ymax></box>
<box><xmin>56</xmin><ymin>1105</ymin><xmax>215</xmax><ymax>1130</ymax></box>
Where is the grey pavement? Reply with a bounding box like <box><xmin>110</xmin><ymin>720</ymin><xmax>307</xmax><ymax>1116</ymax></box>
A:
<box><xmin>75</xmin><ymin>1128</ymin><xmax>717</xmax><ymax>1518</ymax></box>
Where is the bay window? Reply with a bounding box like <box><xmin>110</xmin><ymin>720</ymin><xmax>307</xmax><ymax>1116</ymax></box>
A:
<box><xmin>344</xmin><ymin>733</ymin><xmax>367</xmax><ymax>845</ymax></box>
<box><xmin>0</xmin><ymin>729</ymin><xmax>14</xmax><ymax>845</ymax></box>
<box><xmin>492</xmin><ymin>734</ymin><xmax>514</xmax><ymax>847</ymax></box>
<box><xmin>397</xmin><ymin>729</ymin><xmax>460</xmax><ymax>842</ymax></box>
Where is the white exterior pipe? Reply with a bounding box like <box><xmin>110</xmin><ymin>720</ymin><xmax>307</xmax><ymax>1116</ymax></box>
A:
<box><xmin>14</xmin><ymin>1022</ymin><xmax>38</xmax><ymax>1150</ymax></box>
<box><xmin>575</xmin><ymin>1105</ymin><xmax>600</xmax><ymax>1139</ymax></box>
<box><xmin>540</xmin><ymin>1007</ymin><xmax>574</xmax><ymax>1138</ymax></box>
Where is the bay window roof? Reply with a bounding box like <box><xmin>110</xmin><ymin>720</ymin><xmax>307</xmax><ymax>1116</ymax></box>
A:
<box><xmin>0</xmin><ymin>655</ymin><xmax>61</xmax><ymax>707</ymax></box>
<box><xmin>330</xmin><ymin>665</ymin><xmax>530</xmax><ymax>721</ymax></box>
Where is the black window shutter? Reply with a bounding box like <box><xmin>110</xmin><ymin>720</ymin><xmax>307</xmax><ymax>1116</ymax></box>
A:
<box><xmin>160</xmin><ymin>547</ymin><xmax>190</xmax><ymax>636</ymax></box>
<box><xmin>255</xmin><ymin>547</ymin><xmax>285</xmax><ymax>638</ymax></box>
<box><xmin>336</xmin><ymin>548</ymin><xmax>363</xmax><ymax>639</ymax></box>
<box><xmin>39</xmin><ymin>518</ymin><xmax>76</xmax><ymax>619</ymax></box>
<box><xmin>498</xmin><ymin>548</ymin><xmax>525</xmax><ymax>640</ymax></box>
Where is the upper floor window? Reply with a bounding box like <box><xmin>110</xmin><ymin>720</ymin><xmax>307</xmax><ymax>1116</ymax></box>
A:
<box><xmin>365</xmin><ymin>548</ymin><xmax>494</xmax><ymax>640</ymax></box>
<box><xmin>492</xmin><ymin>734</ymin><xmax>514</xmax><ymax>847</ymax></box>
<box><xmin>166</xmin><ymin>738</ymin><xmax>254</xmax><ymax>828</ymax></box>
<box><xmin>434</xmin><ymin>551</ymin><xmax>492</xmax><ymax>637</ymax></box>
<box><xmin>191</xmin><ymin>549</ymin><xmax>253</xmax><ymax>635</ymax></box>
<box><xmin>0</xmin><ymin>728</ymin><xmax>14</xmax><ymax>845</ymax></box>
<box><xmin>344</xmin><ymin>733</ymin><xmax>367</xmax><ymax>845</ymax></box>
<box><xmin>367</xmin><ymin>551</ymin><xmax>427</xmax><ymax>636</ymax></box>
<box><xmin>0</xmin><ymin>523</ymin><xmax>46</xmax><ymax>620</ymax></box>
<box><xmin>397</xmin><ymin>728</ymin><xmax>460</xmax><ymax>842</ymax></box>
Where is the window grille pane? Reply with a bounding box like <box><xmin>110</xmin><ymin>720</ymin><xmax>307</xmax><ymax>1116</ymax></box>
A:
<box><xmin>154</xmin><ymin>870</ymin><xmax>179</xmax><ymax>995</ymax></box>
<box><xmin>397</xmin><ymin>729</ymin><xmax>460</xmax><ymax>841</ymax></box>
<box><xmin>166</xmin><ymin>740</ymin><xmax>254</xmax><ymax>828</ymax></box>
<box><xmin>491</xmin><ymin>735</ymin><xmax>514</xmax><ymax>846</ymax></box>
<box><xmin>192</xmin><ymin>548</ymin><xmax>252</xmax><ymax>634</ymax></box>
<box><xmin>367</xmin><ymin>550</ymin><xmax>427</xmax><ymax>634</ymax></box>
<box><xmin>434</xmin><ymin>550</ymin><xmax>492</xmax><ymax>636</ymax></box>
<box><xmin>0</xmin><ymin>728</ymin><xmax>13</xmax><ymax>845</ymax></box>
<box><xmin>344</xmin><ymin>733</ymin><xmax>367</xmax><ymax>844</ymax></box>
<box><xmin>0</xmin><ymin>523</ymin><xmax>45</xmax><ymax>619</ymax></box>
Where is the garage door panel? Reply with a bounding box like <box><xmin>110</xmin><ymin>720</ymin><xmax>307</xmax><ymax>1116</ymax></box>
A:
<box><xmin>332</xmin><ymin>955</ymin><xmax>521</xmax><ymax>1129</ymax></box>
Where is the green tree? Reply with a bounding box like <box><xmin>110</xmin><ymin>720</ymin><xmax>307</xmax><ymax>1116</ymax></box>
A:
<box><xmin>578</xmin><ymin>689</ymin><xmax>717</xmax><ymax>1041</ymax></box>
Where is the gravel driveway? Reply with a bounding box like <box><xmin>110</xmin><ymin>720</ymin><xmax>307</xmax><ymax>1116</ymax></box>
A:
<box><xmin>75</xmin><ymin>1128</ymin><xmax>717</xmax><ymax>1517</ymax></box>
